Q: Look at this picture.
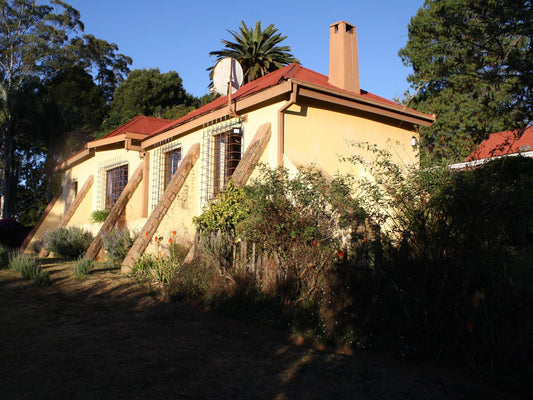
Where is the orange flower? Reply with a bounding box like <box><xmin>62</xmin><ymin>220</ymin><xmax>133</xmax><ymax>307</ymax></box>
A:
<box><xmin>172</xmin><ymin>230</ymin><xmax>177</xmax><ymax>236</ymax></box>
<box><xmin>168</xmin><ymin>238</ymin><xmax>173</xmax><ymax>244</ymax></box>
<box><xmin>466</xmin><ymin>321</ymin><xmax>474</xmax><ymax>333</ymax></box>
<box><xmin>337</xmin><ymin>249</ymin><xmax>344</xmax><ymax>259</ymax></box>
<box><xmin>154</xmin><ymin>236</ymin><xmax>158</xmax><ymax>243</ymax></box>
<box><xmin>312</xmin><ymin>240</ymin><xmax>318</xmax><ymax>246</ymax></box>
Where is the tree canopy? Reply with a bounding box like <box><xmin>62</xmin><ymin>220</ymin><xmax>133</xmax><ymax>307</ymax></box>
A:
<box><xmin>0</xmin><ymin>0</ymin><xmax>131</xmax><ymax>218</ymax></box>
<box><xmin>96</xmin><ymin>68</ymin><xmax>199</xmax><ymax>137</ymax></box>
<box><xmin>399</xmin><ymin>0</ymin><xmax>533</xmax><ymax>161</ymax></box>
<box><xmin>209</xmin><ymin>21</ymin><xmax>299</xmax><ymax>85</ymax></box>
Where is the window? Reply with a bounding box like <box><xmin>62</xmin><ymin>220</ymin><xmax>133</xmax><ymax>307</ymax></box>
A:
<box><xmin>66</xmin><ymin>180</ymin><xmax>78</xmax><ymax>209</ymax></box>
<box><xmin>211</xmin><ymin>128</ymin><xmax>242</xmax><ymax>198</ymax></box>
<box><xmin>105</xmin><ymin>165</ymin><xmax>128</xmax><ymax>209</ymax></box>
<box><xmin>163</xmin><ymin>147</ymin><xmax>182</xmax><ymax>189</ymax></box>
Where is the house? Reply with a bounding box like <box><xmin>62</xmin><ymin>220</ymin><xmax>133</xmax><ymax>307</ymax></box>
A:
<box><xmin>21</xmin><ymin>21</ymin><xmax>435</xmax><ymax>270</ymax></box>
<box><xmin>449</xmin><ymin>126</ymin><xmax>533</xmax><ymax>170</ymax></box>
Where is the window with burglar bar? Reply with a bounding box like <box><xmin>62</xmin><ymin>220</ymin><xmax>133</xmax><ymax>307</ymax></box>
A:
<box><xmin>201</xmin><ymin>117</ymin><xmax>243</xmax><ymax>204</ymax></box>
<box><xmin>164</xmin><ymin>147</ymin><xmax>182</xmax><ymax>189</ymax></box>
<box><xmin>105</xmin><ymin>165</ymin><xmax>128</xmax><ymax>209</ymax></box>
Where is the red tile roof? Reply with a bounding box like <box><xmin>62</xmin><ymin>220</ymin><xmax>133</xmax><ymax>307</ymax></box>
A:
<box><xmin>466</xmin><ymin>126</ymin><xmax>533</xmax><ymax>161</ymax></box>
<box><xmin>103</xmin><ymin>115</ymin><xmax>173</xmax><ymax>138</ymax></box>
<box><xmin>152</xmin><ymin>63</ymin><xmax>415</xmax><ymax>135</ymax></box>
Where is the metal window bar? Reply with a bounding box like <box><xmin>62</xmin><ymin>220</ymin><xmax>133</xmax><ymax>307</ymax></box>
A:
<box><xmin>96</xmin><ymin>157</ymin><xmax>128</xmax><ymax>210</ymax></box>
<box><xmin>150</xmin><ymin>138</ymin><xmax>182</xmax><ymax>211</ymax></box>
<box><xmin>105</xmin><ymin>164</ymin><xmax>128</xmax><ymax>209</ymax></box>
<box><xmin>200</xmin><ymin>116</ymin><xmax>243</xmax><ymax>205</ymax></box>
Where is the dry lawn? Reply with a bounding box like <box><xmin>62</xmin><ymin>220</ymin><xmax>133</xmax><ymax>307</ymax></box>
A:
<box><xmin>0</xmin><ymin>259</ymin><xmax>526</xmax><ymax>400</ymax></box>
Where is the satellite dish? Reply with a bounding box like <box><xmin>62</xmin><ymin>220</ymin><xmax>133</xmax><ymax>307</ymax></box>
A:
<box><xmin>212</xmin><ymin>57</ymin><xmax>244</xmax><ymax>96</ymax></box>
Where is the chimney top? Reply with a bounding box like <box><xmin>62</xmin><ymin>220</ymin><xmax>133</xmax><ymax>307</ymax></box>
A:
<box><xmin>328</xmin><ymin>21</ymin><xmax>360</xmax><ymax>94</ymax></box>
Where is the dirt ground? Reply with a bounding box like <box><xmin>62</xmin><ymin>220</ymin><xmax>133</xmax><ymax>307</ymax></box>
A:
<box><xmin>0</xmin><ymin>259</ymin><xmax>527</xmax><ymax>400</ymax></box>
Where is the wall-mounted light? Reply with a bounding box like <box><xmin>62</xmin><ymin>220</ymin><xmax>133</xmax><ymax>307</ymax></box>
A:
<box><xmin>411</xmin><ymin>136</ymin><xmax>417</xmax><ymax>147</ymax></box>
<box><xmin>232</xmin><ymin>127</ymin><xmax>242</xmax><ymax>135</ymax></box>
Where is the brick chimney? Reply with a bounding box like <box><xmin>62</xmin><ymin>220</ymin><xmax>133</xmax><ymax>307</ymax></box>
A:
<box><xmin>328</xmin><ymin>21</ymin><xmax>360</xmax><ymax>94</ymax></box>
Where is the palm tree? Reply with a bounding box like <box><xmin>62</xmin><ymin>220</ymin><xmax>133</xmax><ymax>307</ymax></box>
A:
<box><xmin>208</xmin><ymin>21</ymin><xmax>299</xmax><ymax>85</ymax></box>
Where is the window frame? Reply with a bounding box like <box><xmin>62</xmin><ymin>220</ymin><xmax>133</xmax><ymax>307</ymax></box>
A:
<box><xmin>105</xmin><ymin>164</ymin><xmax>128</xmax><ymax>209</ymax></box>
<box><xmin>210</xmin><ymin>128</ymin><xmax>242</xmax><ymax>199</ymax></box>
<box><xmin>163</xmin><ymin>147</ymin><xmax>182</xmax><ymax>189</ymax></box>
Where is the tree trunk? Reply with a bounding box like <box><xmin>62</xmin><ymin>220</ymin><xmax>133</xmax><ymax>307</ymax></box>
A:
<box><xmin>1</xmin><ymin>119</ymin><xmax>15</xmax><ymax>218</ymax></box>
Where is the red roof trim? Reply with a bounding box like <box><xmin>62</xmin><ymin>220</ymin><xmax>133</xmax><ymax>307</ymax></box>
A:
<box><xmin>103</xmin><ymin>115</ymin><xmax>174</xmax><ymax>138</ymax></box>
<box><xmin>150</xmin><ymin>63</ymin><xmax>431</xmax><ymax>137</ymax></box>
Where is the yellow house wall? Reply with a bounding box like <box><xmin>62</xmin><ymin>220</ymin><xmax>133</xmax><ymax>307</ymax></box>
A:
<box><xmin>62</xmin><ymin>146</ymin><xmax>146</xmax><ymax>234</ymax></box>
<box><xmin>144</xmin><ymin>102</ymin><xmax>283</xmax><ymax>249</ymax></box>
<box><xmin>24</xmin><ymin>190</ymin><xmax>66</xmax><ymax>251</ymax></box>
<box><xmin>284</xmin><ymin>100</ymin><xmax>418</xmax><ymax>179</ymax></box>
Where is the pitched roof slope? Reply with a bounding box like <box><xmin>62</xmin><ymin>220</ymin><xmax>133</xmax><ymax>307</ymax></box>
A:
<box><xmin>152</xmin><ymin>63</ymin><xmax>427</xmax><ymax>136</ymax></box>
<box><xmin>466</xmin><ymin>126</ymin><xmax>533</xmax><ymax>161</ymax></box>
<box><xmin>104</xmin><ymin>115</ymin><xmax>174</xmax><ymax>138</ymax></box>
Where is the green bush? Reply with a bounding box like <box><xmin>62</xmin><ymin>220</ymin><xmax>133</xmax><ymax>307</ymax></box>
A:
<box><xmin>91</xmin><ymin>209</ymin><xmax>109</xmax><ymax>223</ymax></box>
<box><xmin>29</xmin><ymin>239</ymin><xmax>44</xmax><ymax>254</ymax></box>
<box><xmin>9</xmin><ymin>252</ymin><xmax>49</xmax><ymax>286</ymax></box>
<box><xmin>43</xmin><ymin>227</ymin><xmax>93</xmax><ymax>259</ymax></box>
<box><xmin>131</xmin><ymin>254</ymin><xmax>177</xmax><ymax>285</ymax></box>
<box><xmin>193</xmin><ymin>181</ymin><xmax>249</xmax><ymax>235</ymax></box>
<box><xmin>101</xmin><ymin>228</ymin><xmax>134</xmax><ymax>266</ymax></box>
<box><xmin>73</xmin><ymin>258</ymin><xmax>94</xmax><ymax>278</ymax></box>
<box><xmin>0</xmin><ymin>244</ymin><xmax>11</xmax><ymax>269</ymax></box>
<box><xmin>33</xmin><ymin>269</ymin><xmax>50</xmax><ymax>287</ymax></box>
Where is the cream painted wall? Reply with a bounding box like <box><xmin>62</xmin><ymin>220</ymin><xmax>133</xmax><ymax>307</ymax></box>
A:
<box><xmin>36</xmin><ymin>95</ymin><xmax>422</xmax><ymax>260</ymax></box>
<box><xmin>284</xmin><ymin>101</ymin><xmax>418</xmax><ymax>179</ymax></box>
<box><xmin>23</xmin><ymin>190</ymin><xmax>66</xmax><ymax>252</ymax></box>
<box><xmin>60</xmin><ymin>147</ymin><xmax>145</xmax><ymax>234</ymax></box>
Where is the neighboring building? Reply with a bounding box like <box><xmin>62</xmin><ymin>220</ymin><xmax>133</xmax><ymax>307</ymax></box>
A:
<box><xmin>449</xmin><ymin>126</ymin><xmax>533</xmax><ymax>170</ymax></box>
<box><xmin>21</xmin><ymin>21</ymin><xmax>435</xmax><ymax>268</ymax></box>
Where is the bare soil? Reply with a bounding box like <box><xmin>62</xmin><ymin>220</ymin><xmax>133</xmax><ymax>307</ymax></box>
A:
<box><xmin>0</xmin><ymin>259</ymin><xmax>526</xmax><ymax>400</ymax></box>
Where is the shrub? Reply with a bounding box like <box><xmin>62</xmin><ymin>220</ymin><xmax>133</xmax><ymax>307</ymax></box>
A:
<box><xmin>43</xmin><ymin>227</ymin><xmax>93</xmax><ymax>259</ymax></box>
<box><xmin>131</xmin><ymin>254</ymin><xmax>176</xmax><ymax>285</ymax></box>
<box><xmin>91</xmin><ymin>209</ymin><xmax>109</xmax><ymax>223</ymax></box>
<box><xmin>33</xmin><ymin>269</ymin><xmax>50</xmax><ymax>287</ymax></box>
<box><xmin>29</xmin><ymin>239</ymin><xmax>44</xmax><ymax>254</ymax></box>
<box><xmin>10</xmin><ymin>252</ymin><xmax>39</xmax><ymax>279</ymax></box>
<box><xmin>193</xmin><ymin>181</ymin><xmax>249</xmax><ymax>236</ymax></box>
<box><xmin>0</xmin><ymin>217</ymin><xmax>29</xmax><ymax>248</ymax></box>
<box><xmin>0</xmin><ymin>244</ymin><xmax>11</xmax><ymax>269</ymax></box>
<box><xmin>74</xmin><ymin>259</ymin><xmax>94</xmax><ymax>278</ymax></box>
<box><xmin>9</xmin><ymin>252</ymin><xmax>49</xmax><ymax>286</ymax></box>
<box><xmin>102</xmin><ymin>228</ymin><xmax>134</xmax><ymax>266</ymax></box>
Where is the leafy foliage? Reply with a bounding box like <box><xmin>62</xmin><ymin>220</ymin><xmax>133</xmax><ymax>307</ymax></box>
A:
<box><xmin>0</xmin><ymin>217</ymin><xmax>29</xmax><ymax>248</ymax></box>
<box><xmin>9</xmin><ymin>252</ymin><xmax>49</xmax><ymax>286</ymax></box>
<box><xmin>193</xmin><ymin>182</ymin><xmax>249</xmax><ymax>235</ymax></box>
<box><xmin>209</xmin><ymin>21</ymin><xmax>299</xmax><ymax>85</ymax></box>
<box><xmin>43</xmin><ymin>227</ymin><xmax>93</xmax><ymax>259</ymax></box>
<box><xmin>0</xmin><ymin>244</ymin><xmax>11</xmax><ymax>268</ymax></box>
<box><xmin>91</xmin><ymin>209</ymin><xmax>110</xmax><ymax>223</ymax></box>
<box><xmin>73</xmin><ymin>258</ymin><xmax>94</xmax><ymax>278</ymax></box>
<box><xmin>0</xmin><ymin>0</ymin><xmax>131</xmax><ymax>218</ymax></box>
<box><xmin>399</xmin><ymin>0</ymin><xmax>533</xmax><ymax>160</ymax></box>
<box><xmin>96</xmin><ymin>68</ymin><xmax>198</xmax><ymax>136</ymax></box>
<box><xmin>101</xmin><ymin>228</ymin><xmax>134</xmax><ymax>266</ymax></box>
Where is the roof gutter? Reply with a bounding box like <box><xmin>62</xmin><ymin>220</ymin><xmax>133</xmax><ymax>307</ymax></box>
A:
<box><xmin>449</xmin><ymin>150</ymin><xmax>533</xmax><ymax>170</ymax></box>
<box><xmin>277</xmin><ymin>82</ymin><xmax>298</xmax><ymax>167</ymax></box>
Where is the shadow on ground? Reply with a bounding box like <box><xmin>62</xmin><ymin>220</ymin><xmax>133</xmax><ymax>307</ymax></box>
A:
<box><xmin>0</xmin><ymin>260</ymin><xmax>527</xmax><ymax>400</ymax></box>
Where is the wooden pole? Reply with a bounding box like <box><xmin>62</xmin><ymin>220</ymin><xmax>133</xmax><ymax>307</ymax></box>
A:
<box><xmin>83</xmin><ymin>162</ymin><xmax>144</xmax><ymax>261</ymax></box>
<box><xmin>20</xmin><ymin>187</ymin><xmax>63</xmax><ymax>254</ymax></box>
<box><xmin>121</xmin><ymin>143</ymin><xmax>200</xmax><ymax>272</ymax></box>
<box><xmin>230</xmin><ymin>123</ymin><xmax>271</xmax><ymax>187</ymax></box>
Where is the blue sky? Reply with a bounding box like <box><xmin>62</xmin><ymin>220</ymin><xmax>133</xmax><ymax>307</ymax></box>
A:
<box><xmin>67</xmin><ymin>0</ymin><xmax>425</xmax><ymax>102</ymax></box>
